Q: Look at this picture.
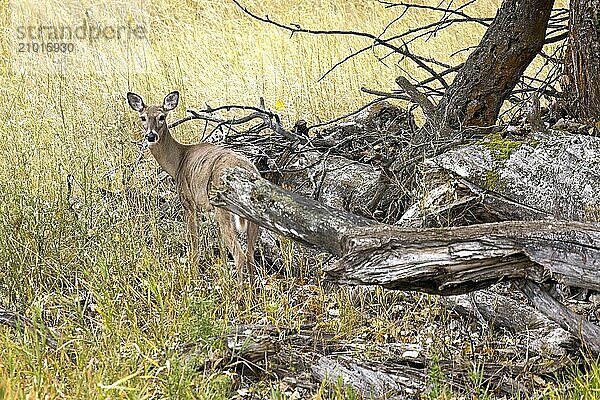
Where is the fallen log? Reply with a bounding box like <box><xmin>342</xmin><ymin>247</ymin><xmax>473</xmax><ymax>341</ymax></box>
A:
<box><xmin>210</xmin><ymin>166</ymin><xmax>377</xmax><ymax>256</ymax></box>
<box><xmin>210</xmin><ymin>167</ymin><xmax>600</xmax><ymax>291</ymax></box>
<box><xmin>310</xmin><ymin>355</ymin><xmax>533</xmax><ymax>399</ymax></box>
<box><xmin>330</xmin><ymin>221</ymin><xmax>600</xmax><ymax>294</ymax></box>
<box><xmin>182</xmin><ymin>322</ymin><xmax>536</xmax><ymax>398</ymax></box>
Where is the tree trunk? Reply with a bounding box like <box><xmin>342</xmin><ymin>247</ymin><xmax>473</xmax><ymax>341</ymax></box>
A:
<box><xmin>431</xmin><ymin>0</ymin><xmax>554</xmax><ymax>130</ymax></box>
<box><xmin>564</xmin><ymin>0</ymin><xmax>600</xmax><ymax>122</ymax></box>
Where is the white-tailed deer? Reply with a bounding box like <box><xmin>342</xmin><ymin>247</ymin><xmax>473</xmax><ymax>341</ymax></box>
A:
<box><xmin>127</xmin><ymin>91</ymin><xmax>259</xmax><ymax>283</ymax></box>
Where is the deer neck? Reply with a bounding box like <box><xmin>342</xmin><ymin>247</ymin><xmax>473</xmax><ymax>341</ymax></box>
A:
<box><xmin>149</xmin><ymin>128</ymin><xmax>187</xmax><ymax>179</ymax></box>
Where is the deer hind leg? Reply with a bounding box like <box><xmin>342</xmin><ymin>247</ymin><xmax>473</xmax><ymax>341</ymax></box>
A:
<box><xmin>215</xmin><ymin>208</ymin><xmax>247</xmax><ymax>283</ymax></box>
<box><xmin>245</xmin><ymin>221</ymin><xmax>259</xmax><ymax>283</ymax></box>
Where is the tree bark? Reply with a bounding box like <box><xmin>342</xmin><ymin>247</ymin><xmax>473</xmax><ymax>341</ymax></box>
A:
<box><xmin>430</xmin><ymin>0</ymin><xmax>554</xmax><ymax>130</ymax></box>
<box><xmin>564</xmin><ymin>0</ymin><xmax>600</xmax><ymax>122</ymax></box>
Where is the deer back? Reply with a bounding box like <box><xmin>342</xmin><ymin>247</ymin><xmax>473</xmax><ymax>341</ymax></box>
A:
<box><xmin>175</xmin><ymin>143</ymin><xmax>258</xmax><ymax>212</ymax></box>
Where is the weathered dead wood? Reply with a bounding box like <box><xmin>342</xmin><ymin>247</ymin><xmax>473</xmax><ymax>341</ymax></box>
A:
<box><xmin>311</xmin><ymin>355</ymin><xmax>533</xmax><ymax>398</ymax></box>
<box><xmin>0</xmin><ymin>309</ymin><xmax>59</xmax><ymax>350</ymax></box>
<box><xmin>219</xmin><ymin>100</ymin><xmax>411</xmax><ymax>221</ymax></box>
<box><xmin>520</xmin><ymin>281</ymin><xmax>600</xmax><ymax>354</ymax></box>
<box><xmin>181</xmin><ymin>323</ymin><xmax>537</xmax><ymax>398</ymax></box>
<box><xmin>208</xmin><ymin>166</ymin><xmax>600</xmax><ymax>353</ymax></box>
<box><xmin>310</xmin><ymin>355</ymin><xmax>430</xmax><ymax>398</ymax></box>
<box><xmin>525</xmin><ymin>94</ymin><xmax>546</xmax><ymax>133</ymax></box>
<box><xmin>210</xmin><ymin>167</ymin><xmax>600</xmax><ymax>293</ymax></box>
<box><xmin>445</xmin><ymin>289</ymin><xmax>578</xmax><ymax>358</ymax></box>
<box><xmin>209</xmin><ymin>167</ymin><xmax>377</xmax><ymax>256</ymax></box>
<box><xmin>395</xmin><ymin>76</ymin><xmax>436</xmax><ymax>119</ymax></box>
<box><xmin>331</xmin><ymin>222</ymin><xmax>600</xmax><ymax>294</ymax></box>
<box><xmin>278</xmin><ymin>150</ymin><xmax>383</xmax><ymax>218</ymax></box>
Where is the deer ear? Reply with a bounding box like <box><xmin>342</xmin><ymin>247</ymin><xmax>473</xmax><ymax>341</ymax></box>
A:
<box><xmin>163</xmin><ymin>91</ymin><xmax>179</xmax><ymax>111</ymax></box>
<box><xmin>127</xmin><ymin>92</ymin><xmax>145</xmax><ymax>112</ymax></box>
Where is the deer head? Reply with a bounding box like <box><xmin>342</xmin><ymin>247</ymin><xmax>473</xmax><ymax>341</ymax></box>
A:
<box><xmin>127</xmin><ymin>91</ymin><xmax>179</xmax><ymax>146</ymax></box>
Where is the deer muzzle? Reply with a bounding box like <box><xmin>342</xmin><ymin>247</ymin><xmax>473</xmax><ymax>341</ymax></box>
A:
<box><xmin>146</xmin><ymin>130</ymin><xmax>158</xmax><ymax>143</ymax></box>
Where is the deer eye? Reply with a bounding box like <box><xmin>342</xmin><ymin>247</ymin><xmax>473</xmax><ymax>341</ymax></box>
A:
<box><xmin>140</xmin><ymin>116</ymin><xmax>147</xmax><ymax>122</ymax></box>
<box><xmin>158</xmin><ymin>115</ymin><xmax>165</xmax><ymax>122</ymax></box>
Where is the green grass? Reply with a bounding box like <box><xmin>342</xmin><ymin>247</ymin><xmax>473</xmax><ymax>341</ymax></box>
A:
<box><xmin>0</xmin><ymin>0</ymin><xmax>595</xmax><ymax>398</ymax></box>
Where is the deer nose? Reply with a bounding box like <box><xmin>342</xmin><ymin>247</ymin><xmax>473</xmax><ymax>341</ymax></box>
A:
<box><xmin>146</xmin><ymin>131</ymin><xmax>158</xmax><ymax>143</ymax></box>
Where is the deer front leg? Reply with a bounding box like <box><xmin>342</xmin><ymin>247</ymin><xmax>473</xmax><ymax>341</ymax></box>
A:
<box><xmin>184</xmin><ymin>206</ymin><xmax>201</xmax><ymax>267</ymax></box>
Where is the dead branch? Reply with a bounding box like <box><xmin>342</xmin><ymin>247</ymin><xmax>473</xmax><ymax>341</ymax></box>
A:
<box><xmin>0</xmin><ymin>309</ymin><xmax>59</xmax><ymax>350</ymax></box>
<box><xmin>231</xmin><ymin>0</ymin><xmax>448</xmax><ymax>89</ymax></box>
<box><xmin>395</xmin><ymin>76</ymin><xmax>436</xmax><ymax>118</ymax></box>
<box><xmin>379</xmin><ymin>1</ymin><xmax>492</xmax><ymax>28</ymax></box>
<box><xmin>307</xmin><ymin>97</ymin><xmax>402</xmax><ymax>131</ymax></box>
<box><xmin>520</xmin><ymin>281</ymin><xmax>600</xmax><ymax>354</ymax></box>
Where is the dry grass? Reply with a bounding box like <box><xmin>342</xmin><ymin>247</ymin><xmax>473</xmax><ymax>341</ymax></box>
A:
<box><xmin>0</xmin><ymin>0</ymin><xmax>593</xmax><ymax>398</ymax></box>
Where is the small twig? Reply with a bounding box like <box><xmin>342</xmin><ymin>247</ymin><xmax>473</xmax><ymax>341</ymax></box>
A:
<box><xmin>308</xmin><ymin>97</ymin><xmax>395</xmax><ymax>131</ymax></box>
<box><xmin>418</xmin><ymin>63</ymin><xmax>464</xmax><ymax>87</ymax></box>
<box><xmin>312</xmin><ymin>148</ymin><xmax>334</xmax><ymax>200</ymax></box>
<box><xmin>186</xmin><ymin>104</ymin><xmax>308</xmax><ymax>145</ymax></box>
<box><xmin>359</xmin><ymin>87</ymin><xmax>409</xmax><ymax>100</ymax></box>
<box><xmin>318</xmin><ymin>18</ymin><xmax>463</xmax><ymax>83</ymax></box>
<box><xmin>544</xmin><ymin>32</ymin><xmax>568</xmax><ymax>45</ymax></box>
<box><xmin>379</xmin><ymin>1</ymin><xmax>492</xmax><ymax>27</ymax></box>
<box><xmin>168</xmin><ymin>115</ymin><xmax>196</xmax><ymax>129</ymax></box>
